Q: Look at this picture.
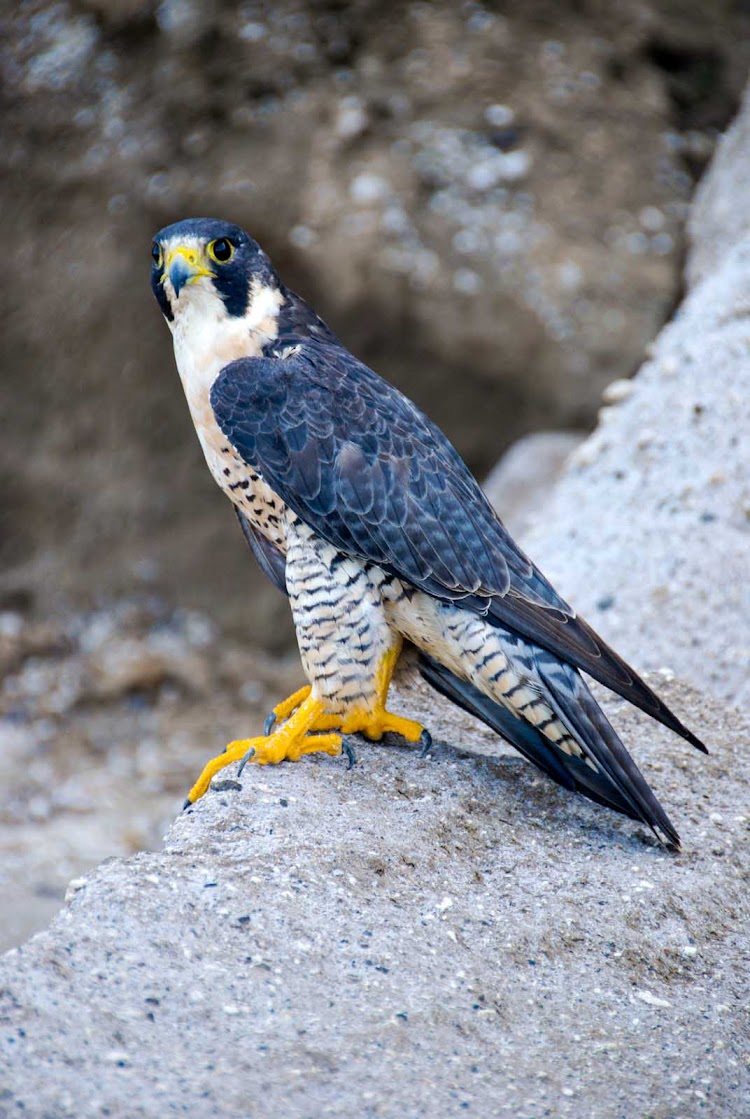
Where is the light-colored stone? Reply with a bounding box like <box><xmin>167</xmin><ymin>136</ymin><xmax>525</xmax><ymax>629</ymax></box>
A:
<box><xmin>521</xmin><ymin>104</ymin><xmax>750</xmax><ymax>707</ymax></box>
<box><xmin>601</xmin><ymin>378</ymin><xmax>635</xmax><ymax>405</ymax></box>
<box><xmin>0</xmin><ymin>674</ymin><xmax>747</xmax><ymax>1119</ymax></box>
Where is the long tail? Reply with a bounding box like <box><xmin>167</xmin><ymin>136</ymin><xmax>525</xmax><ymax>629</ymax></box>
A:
<box><xmin>418</xmin><ymin>646</ymin><xmax>681</xmax><ymax>849</ymax></box>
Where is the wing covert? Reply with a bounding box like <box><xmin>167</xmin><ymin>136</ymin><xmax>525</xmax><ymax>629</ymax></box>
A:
<box><xmin>211</xmin><ymin>345</ymin><xmax>514</xmax><ymax>602</ymax></box>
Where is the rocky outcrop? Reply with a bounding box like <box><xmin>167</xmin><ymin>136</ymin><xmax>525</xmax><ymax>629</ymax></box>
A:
<box><xmin>519</xmin><ymin>91</ymin><xmax>750</xmax><ymax>707</ymax></box>
<box><xmin>0</xmin><ymin>675</ymin><xmax>748</xmax><ymax>1119</ymax></box>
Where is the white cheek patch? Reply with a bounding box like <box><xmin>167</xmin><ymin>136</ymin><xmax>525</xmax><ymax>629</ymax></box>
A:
<box><xmin>245</xmin><ymin>279</ymin><xmax>284</xmax><ymax>336</ymax></box>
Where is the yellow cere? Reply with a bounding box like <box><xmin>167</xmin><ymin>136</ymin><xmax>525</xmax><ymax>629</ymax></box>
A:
<box><xmin>162</xmin><ymin>244</ymin><xmax>215</xmax><ymax>285</ymax></box>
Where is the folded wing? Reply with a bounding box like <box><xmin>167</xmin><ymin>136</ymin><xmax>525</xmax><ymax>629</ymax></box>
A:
<box><xmin>211</xmin><ymin>342</ymin><xmax>705</xmax><ymax>753</ymax></box>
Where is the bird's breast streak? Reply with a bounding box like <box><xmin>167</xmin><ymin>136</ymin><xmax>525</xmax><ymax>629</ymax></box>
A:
<box><xmin>176</xmin><ymin>394</ymin><xmax>287</xmax><ymax>553</ymax></box>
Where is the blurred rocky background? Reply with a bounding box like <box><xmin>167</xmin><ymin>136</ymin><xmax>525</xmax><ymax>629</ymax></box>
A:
<box><xmin>1</xmin><ymin>1</ymin><xmax>749</xmax><ymax>955</ymax></box>
<box><xmin>2</xmin><ymin>0</ymin><xmax>750</xmax><ymax>639</ymax></box>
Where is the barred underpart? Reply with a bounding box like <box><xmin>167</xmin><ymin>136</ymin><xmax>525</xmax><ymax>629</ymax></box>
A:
<box><xmin>286</xmin><ymin>521</ymin><xmax>401</xmax><ymax>715</ymax></box>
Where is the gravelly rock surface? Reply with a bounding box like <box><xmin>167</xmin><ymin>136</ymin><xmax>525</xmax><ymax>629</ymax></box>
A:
<box><xmin>520</xmin><ymin>93</ymin><xmax>750</xmax><ymax>708</ymax></box>
<box><xmin>688</xmin><ymin>85</ymin><xmax>750</xmax><ymax>288</ymax></box>
<box><xmin>483</xmin><ymin>430</ymin><xmax>584</xmax><ymax>538</ymax></box>
<box><xmin>1</xmin><ymin>674</ymin><xmax>748</xmax><ymax>1119</ymax></box>
<box><xmin>0</xmin><ymin>600</ymin><xmax>307</xmax><ymax>953</ymax></box>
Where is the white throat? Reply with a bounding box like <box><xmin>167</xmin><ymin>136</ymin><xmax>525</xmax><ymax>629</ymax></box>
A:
<box><xmin>169</xmin><ymin>278</ymin><xmax>284</xmax><ymax>424</ymax></box>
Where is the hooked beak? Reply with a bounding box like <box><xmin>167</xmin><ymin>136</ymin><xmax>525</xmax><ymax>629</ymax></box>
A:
<box><xmin>164</xmin><ymin>247</ymin><xmax>213</xmax><ymax>297</ymax></box>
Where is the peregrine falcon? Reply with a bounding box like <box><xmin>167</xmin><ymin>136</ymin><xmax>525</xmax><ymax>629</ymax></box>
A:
<box><xmin>150</xmin><ymin>217</ymin><xmax>705</xmax><ymax>848</ymax></box>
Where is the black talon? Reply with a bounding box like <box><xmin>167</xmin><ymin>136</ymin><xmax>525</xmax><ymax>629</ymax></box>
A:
<box><xmin>418</xmin><ymin>729</ymin><xmax>434</xmax><ymax>758</ymax></box>
<box><xmin>182</xmin><ymin>797</ymin><xmax>193</xmax><ymax>811</ymax></box>
<box><xmin>236</xmin><ymin>746</ymin><xmax>256</xmax><ymax>779</ymax></box>
<box><xmin>342</xmin><ymin>739</ymin><xmax>357</xmax><ymax>770</ymax></box>
<box><xmin>263</xmin><ymin>711</ymin><xmax>277</xmax><ymax>736</ymax></box>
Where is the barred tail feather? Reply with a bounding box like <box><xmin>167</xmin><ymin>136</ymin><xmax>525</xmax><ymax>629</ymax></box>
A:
<box><xmin>488</xmin><ymin>596</ymin><xmax>707</xmax><ymax>755</ymax></box>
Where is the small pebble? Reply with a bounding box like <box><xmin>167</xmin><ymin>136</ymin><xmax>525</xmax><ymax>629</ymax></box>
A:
<box><xmin>635</xmin><ymin>990</ymin><xmax>671</xmax><ymax>1009</ymax></box>
<box><xmin>601</xmin><ymin>378</ymin><xmax>634</xmax><ymax>405</ymax></box>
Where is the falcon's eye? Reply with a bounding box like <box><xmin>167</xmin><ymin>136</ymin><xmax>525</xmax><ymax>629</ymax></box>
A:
<box><xmin>208</xmin><ymin>238</ymin><xmax>234</xmax><ymax>264</ymax></box>
<box><xmin>151</xmin><ymin>242</ymin><xmax>162</xmax><ymax>268</ymax></box>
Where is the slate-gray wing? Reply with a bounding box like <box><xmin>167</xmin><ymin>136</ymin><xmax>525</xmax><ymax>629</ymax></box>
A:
<box><xmin>210</xmin><ymin>343</ymin><xmax>705</xmax><ymax>753</ymax></box>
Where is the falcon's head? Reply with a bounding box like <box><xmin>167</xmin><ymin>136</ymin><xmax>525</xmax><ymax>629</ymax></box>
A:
<box><xmin>150</xmin><ymin>217</ymin><xmax>281</xmax><ymax>335</ymax></box>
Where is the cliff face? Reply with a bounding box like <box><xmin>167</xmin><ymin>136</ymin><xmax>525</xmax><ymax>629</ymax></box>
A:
<box><xmin>2</xmin><ymin>0</ymin><xmax>748</xmax><ymax>639</ymax></box>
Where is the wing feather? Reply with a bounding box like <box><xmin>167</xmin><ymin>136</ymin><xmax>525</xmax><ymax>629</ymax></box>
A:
<box><xmin>211</xmin><ymin>343</ymin><xmax>705</xmax><ymax>753</ymax></box>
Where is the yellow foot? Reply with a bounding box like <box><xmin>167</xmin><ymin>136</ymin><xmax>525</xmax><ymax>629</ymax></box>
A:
<box><xmin>183</xmin><ymin>690</ymin><xmax>428</xmax><ymax>807</ymax></box>
<box><xmin>185</xmin><ymin>694</ymin><xmax>341</xmax><ymax>805</ymax></box>
<box><xmin>338</xmin><ymin>709</ymin><xmax>425</xmax><ymax>743</ymax></box>
<box><xmin>185</xmin><ymin>733</ymin><xmax>342</xmax><ymax>804</ymax></box>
